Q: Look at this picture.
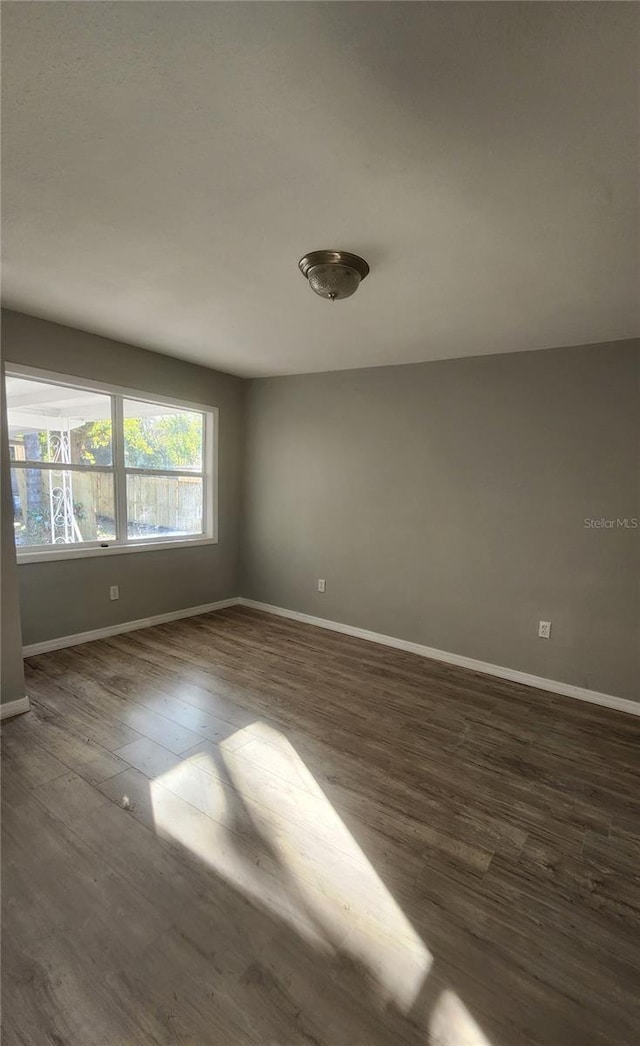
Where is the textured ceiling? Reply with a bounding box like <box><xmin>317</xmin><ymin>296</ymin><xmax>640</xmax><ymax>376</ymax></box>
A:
<box><xmin>2</xmin><ymin>2</ymin><xmax>638</xmax><ymax>376</ymax></box>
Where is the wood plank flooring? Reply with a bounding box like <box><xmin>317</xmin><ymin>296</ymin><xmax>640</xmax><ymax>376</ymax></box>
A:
<box><xmin>2</xmin><ymin>606</ymin><xmax>639</xmax><ymax>1046</ymax></box>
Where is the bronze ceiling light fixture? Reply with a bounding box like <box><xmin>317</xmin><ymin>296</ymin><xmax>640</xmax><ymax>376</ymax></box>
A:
<box><xmin>298</xmin><ymin>250</ymin><xmax>370</xmax><ymax>301</ymax></box>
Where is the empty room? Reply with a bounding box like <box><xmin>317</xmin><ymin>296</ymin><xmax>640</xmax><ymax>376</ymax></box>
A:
<box><xmin>1</xmin><ymin>2</ymin><xmax>639</xmax><ymax>1044</ymax></box>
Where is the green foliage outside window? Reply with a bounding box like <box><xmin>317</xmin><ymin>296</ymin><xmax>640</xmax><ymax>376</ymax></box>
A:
<box><xmin>73</xmin><ymin>414</ymin><xmax>202</xmax><ymax>470</ymax></box>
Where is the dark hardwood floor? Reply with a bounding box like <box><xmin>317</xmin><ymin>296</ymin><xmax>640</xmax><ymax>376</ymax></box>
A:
<box><xmin>2</xmin><ymin>606</ymin><xmax>639</xmax><ymax>1046</ymax></box>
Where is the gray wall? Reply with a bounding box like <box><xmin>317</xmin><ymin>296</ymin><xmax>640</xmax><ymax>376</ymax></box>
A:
<box><xmin>2</xmin><ymin>310</ymin><xmax>244</xmax><ymax>646</ymax></box>
<box><xmin>1</xmin><ymin>365</ymin><xmax>25</xmax><ymax>703</ymax></box>
<box><xmin>241</xmin><ymin>341</ymin><xmax>640</xmax><ymax>701</ymax></box>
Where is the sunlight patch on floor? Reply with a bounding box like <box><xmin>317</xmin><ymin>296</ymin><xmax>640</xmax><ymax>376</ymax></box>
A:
<box><xmin>150</xmin><ymin>722</ymin><xmax>432</xmax><ymax>1012</ymax></box>
<box><xmin>149</xmin><ymin>750</ymin><xmax>330</xmax><ymax>950</ymax></box>
<box><xmin>223</xmin><ymin>723</ymin><xmax>432</xmax><ymax>1011</ymax></box>
<box><xmin>430</xmin><ymin>990</ymin><xmax>493</xmax><ymax>1046</ymax></box>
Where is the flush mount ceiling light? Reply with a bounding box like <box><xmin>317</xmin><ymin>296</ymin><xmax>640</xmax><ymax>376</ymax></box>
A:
<box><xmin>298</xmin><ymin>250</ymin><xmax>370</xmax><ymax>301</ymax></box>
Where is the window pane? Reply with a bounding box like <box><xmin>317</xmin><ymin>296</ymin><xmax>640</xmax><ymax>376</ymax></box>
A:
<box><xmin>11</xmin><ymin>468</ymin><xmax>116</xmax><ymax>547</ymax></box>
<box><xmin>6</xmin><ymin>377</ymin><xmax>112</xmax><ymax>466</ymax></box>
<box><xmin>123</xmin><ymin>400</ymin><xmax>203</xmax><ymax>471</ymax></box>
<box><xmin>127</xmin><ymin>475</ymin><xmax>203</xmax><ymax>539</ymax></box>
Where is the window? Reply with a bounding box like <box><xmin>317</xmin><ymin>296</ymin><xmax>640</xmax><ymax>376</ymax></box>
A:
<box><xmin>5</xmin><ymin>367</ymin><xmax>217</xmax><ymax>561</ymax></box>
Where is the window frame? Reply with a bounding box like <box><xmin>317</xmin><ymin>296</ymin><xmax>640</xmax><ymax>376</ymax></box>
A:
<box><xmin>6</xmin><ymin>364</ymin><xmax>218</xmax><ymax>563</ymax></box>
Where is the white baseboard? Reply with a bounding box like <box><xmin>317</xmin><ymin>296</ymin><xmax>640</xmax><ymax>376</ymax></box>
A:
<box><xmin>22</xmin><ymin>597</ymin><xmax>241</xmax><ymax>657</ymax></box>
<box><xmin>239</xmin><ymin>598</ymin><xmax>640</xmax><ymax>718</ymax></box>
<box><xmin>1</xmin><ymin>696</ymin><xmax>31</xmax><ymax>720</ymax></box>
<box><xmin>20</xmin><ymin>592</ymin><xmax>638</xmax><ymax>718</ymax></box>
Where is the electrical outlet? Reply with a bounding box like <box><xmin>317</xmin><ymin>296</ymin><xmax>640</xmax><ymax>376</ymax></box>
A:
<box><xmin>317</xmin><ymin>579</ymin><xmax>326</xmax><ymax>593</ymax></box>
<box><xmin>538</xmin><ymin>620</ymin><xmax>551</xmax><ymax>639</ymax></box>
<box><xmin>110</xmin><ymin>585</ymin><xmax>119</xmax><ymax>601</ymax></box>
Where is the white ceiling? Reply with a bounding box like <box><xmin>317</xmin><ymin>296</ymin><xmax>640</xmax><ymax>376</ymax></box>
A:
<box><xmin>2</xmin><ymin>2</ymin><xmax>638</xmax><ymax>377</ymax></box>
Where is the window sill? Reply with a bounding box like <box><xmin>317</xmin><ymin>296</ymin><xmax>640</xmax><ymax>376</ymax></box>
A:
<box><xmin>16</xmin><ymin>537</ymin><xmax>218</xmax><ymax>564</ymax></box>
